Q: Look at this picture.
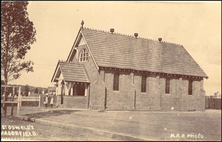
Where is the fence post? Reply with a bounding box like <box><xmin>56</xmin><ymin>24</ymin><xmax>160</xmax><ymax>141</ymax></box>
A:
<box><xmin>3</xmin><ymin>85</ymin><xmax>7</xmax><ymax>116</ymax></box>
<box><xmin>19</xmin><ymin>92</ymin><xmax>22</xmax><ymax>107</ymax></box>
<box><xmin>11</xmin><ymin>86</ymin><xmax>14</xmax><ymax>116</ymax></box>
<box><xmin>17</xmin><ymin>86</ymin><xmax>21</xmax><ymax>116</ymax></box>
<box><xmin>20</xmin><ymin>98</ymin><xmax>22</xmax><ymax>107</ymax></box>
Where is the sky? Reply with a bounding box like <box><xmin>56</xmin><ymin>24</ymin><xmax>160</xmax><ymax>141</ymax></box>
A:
<box><xmin>9</xmin><ymin>1</ymin><xmax>221</xmax><ymax>96</ymax></box>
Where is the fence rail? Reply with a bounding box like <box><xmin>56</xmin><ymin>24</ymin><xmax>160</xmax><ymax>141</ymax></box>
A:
<box><xmin>19</xmin><ymin>96</ymin><xmax>41</xmax><ymax>107</ymax></box>
<box><xmin>21</xmin><ymin>97</ymin><xmax>40</xmax><ymax>101</ymax></box>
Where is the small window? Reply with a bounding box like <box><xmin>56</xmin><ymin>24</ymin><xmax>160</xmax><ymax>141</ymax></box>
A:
<box><xmin>79</xmin><ymin>49</ymin><xmax>88</xmax><ymax>62</ymax></box>
<box><xmin>141</xmin><ymin>76</ymin><xmax>146</xmax><ymax>92</ymax></box>
<box><xmin>165</xmin><ymin>78</ymin><xmax>170</xmax><ymax>94</ymax></box>
<box><xmin>113</xmin><ymin>73</ymin><xmax>119</xmax><ymax>91</ymax></box>
<box><xmin>188</xmin><ymin>80</ymin><xmax>193</xmax><ymax>95</ymax></box>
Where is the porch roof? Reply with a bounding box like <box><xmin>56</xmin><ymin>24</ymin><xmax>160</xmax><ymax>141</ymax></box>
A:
<box><xmin>54</xmin><ymin>61</ymin><xmax>90</xmax><ymax>83</ymax></box>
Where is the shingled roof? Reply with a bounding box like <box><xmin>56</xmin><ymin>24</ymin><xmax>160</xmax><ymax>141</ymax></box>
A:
<box><xmin>53</xmin><ymin>62</ymin><xmax>90</xmax><ymax>83</ymax></box>
<box><xmin>81</xmin><ymin>27</ymin><xmax>208</xmax><ymax>78</ymax></box>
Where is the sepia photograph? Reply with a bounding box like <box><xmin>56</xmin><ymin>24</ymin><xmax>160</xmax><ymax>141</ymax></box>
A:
<box><xmin>1</xmin><ymin>1</ymin><xmax>221</xmax><ymax>141</ymax></box>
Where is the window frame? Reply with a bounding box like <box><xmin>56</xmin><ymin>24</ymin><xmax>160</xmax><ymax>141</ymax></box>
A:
<box><xmin>165</xmin><ymin>78</ymin><xmax>170</xmax><ymax>94</ymax></box>
<box><xmin>188</xmin><ymin>80</ymin><xmax>193</xmax><ymax>95</ymax></box>
<box><xmin>79</xmin><ymin>49</ymin><xmax>88</xmax><ymax>62</ymax></box>
<box><xmin>141</xmin><ymin>75</ymin><xmax>147</xmax><ymax>92</ymax></box>
<box><xmin>113</xmin><ymin>72</ymin><xmax>119</xmax><ymax>91</ymax></box>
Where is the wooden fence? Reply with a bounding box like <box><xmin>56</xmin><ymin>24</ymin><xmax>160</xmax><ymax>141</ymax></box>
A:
<box><xmin>205</xmin><ymin>96</ymin><xmax>221</xmax><ymax>109</ymax></box>
<box><xmin>20</xmin><ymin>96</ymin><xmax>40</xmax><ymax>107</ymax></box>
<box><xmin>1</xmin><ymin>85</ymin><xmax>21</xmax><ymax>116</ymax></box>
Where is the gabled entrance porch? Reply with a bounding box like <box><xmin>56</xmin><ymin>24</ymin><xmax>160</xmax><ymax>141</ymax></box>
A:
<box><xmin>51</xmin><ymin>61</ymin><xmax>90</xmax><ymax>108</ymax></box>
<box><xmin>54</xmin><ymin>80</ymin><xmax>90</xmax><ymax>108</ymax></box>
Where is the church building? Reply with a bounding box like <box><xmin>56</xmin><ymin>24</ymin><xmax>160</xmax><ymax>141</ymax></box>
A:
<box><xmin>51</xmin><ymin>22</ymin><xmax>208</xmax><ymax>111</ymax></box>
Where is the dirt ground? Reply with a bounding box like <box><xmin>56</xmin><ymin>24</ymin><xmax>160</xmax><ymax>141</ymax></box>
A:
<box><xmin>1</xmin><ymin>116</ymin><xmax>117</xmax><ymax>141</ymax></box>
<box><xmin>1</xmin><ymin>106</ymin><xmax>221</xmax><ymax>141</ymax></box>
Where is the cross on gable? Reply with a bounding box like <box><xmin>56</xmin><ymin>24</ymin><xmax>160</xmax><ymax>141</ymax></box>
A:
<box><xmin>81</xmin><ymin>20</ymin><xmax>84</xmax><ymax>28</ymax></box>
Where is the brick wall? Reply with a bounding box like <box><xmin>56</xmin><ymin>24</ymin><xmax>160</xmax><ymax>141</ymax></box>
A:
<box><xmin>181</xmin><ymin>78</ymin><xmax>205</xmax><ymax>111</ymax></box>
<box><xmin>160</xmin><ymin>77</ymin><xmax>205</xmax><ymax>111</ymax></box>
<box><xmin>103</xmin><ymin>70</ymin><xmax>162</xmax><ymax>110</ymax></box>
<box><xmin>55</xmin><ymin>95</ymin><xmax>87</xmax><ymax>108</ymax></box>
<box><xmin>134</xmin><ymin>73</ymin><xmax>161</xmax><ymax>110</ymax></box>
<box><xmin>100</xmin><ymin>69</ymin><xmax>205</xmax><ymax>111</ymax></box>
<box><xmin>65</xmin><ymin>96</ymin><xmax>87</xmax><ymax>108</ymax></box>
<box><xmin>104</xmin><ymin>70</ymin><xmax>135</xmax><ymax>110</ymax></box>
<box><xmin>89</xmin><ymin>80</ymin><xmax>105</xmax><ymax>110</ymax></box>
<box><xmin>161</xmin><ymin>76</ymin><xmax>183</xmax><ymax>111</ymax></box>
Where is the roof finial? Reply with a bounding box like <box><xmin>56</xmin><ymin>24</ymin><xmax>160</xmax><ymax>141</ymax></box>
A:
<box><xmin>134</xmin><ymin>33</ymin><xmax>138</xmax><ymax>39</ymax></box>
<box><xmin>81</xmin><ymin>20</ymin><xmax>84</xmax><ymax>28</ymax></box>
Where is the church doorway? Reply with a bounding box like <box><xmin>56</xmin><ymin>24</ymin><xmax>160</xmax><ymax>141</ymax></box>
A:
<box><xmin>73</xmin><ymin>84</ymin><xmax>85</xmax><ymax>96</ymax></box>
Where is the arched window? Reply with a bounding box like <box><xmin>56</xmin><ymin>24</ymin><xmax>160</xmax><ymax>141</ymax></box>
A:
<box><xmin>113</xmin><ymin>73</ymin><xmax>119</xmax><ymax>91</ymax></box>
<box><xmin>79</xmin><ymin>49</ymin><xmax>88</xmax><ymax>62</ymax></box>
<box><xmin>141</xmin><ymin>76</ymin><xmax>146</xmax><ymax>92</ymax></box>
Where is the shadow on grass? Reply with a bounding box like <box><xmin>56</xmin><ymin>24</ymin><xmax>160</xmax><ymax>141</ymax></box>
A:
<box><xmin>23</xmin><ymin>110</ymin><xmax>81</xmax><ymax>119</ymax></box>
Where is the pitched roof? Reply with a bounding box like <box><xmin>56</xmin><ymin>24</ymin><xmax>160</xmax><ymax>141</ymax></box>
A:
<box><xmin>59</xmin><ymin>62</ymin><xmax>90</xmax><ymax>83</ymax></box>
<box><xmin>82</xmin><ymin>27</ymin><xmax>208</xmax><ymax>78</ymax></box>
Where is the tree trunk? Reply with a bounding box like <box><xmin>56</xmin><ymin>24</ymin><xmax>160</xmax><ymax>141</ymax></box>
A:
<box><xmin>3</xmin><ymin>77</ymin><xmax>7</xmax><ymax>117</ymax></box>
<box><xmin>3</xmin><ymin>22</ymin><xmax>10</xmax><ymax>117</ymax></box>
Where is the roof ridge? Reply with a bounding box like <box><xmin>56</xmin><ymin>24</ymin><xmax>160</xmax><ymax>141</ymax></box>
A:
<box><xmin>59</xmin><ymin>60</ymin><xmax>83</xmax><ymax>65</ymax></box>
<box><xmin>84</xmin><ymin>27</ymin><xmax>134</xmax><ymax>38</ymax></box>
<box><xmin>83</xmin><ymin>27</ymin><xmax>183</xmax><ymax>46</ymax></box>
<box><xmin>162</xmin><ymin>40</ymin><xmax>183</xmax><ymax>46</ymax></box>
